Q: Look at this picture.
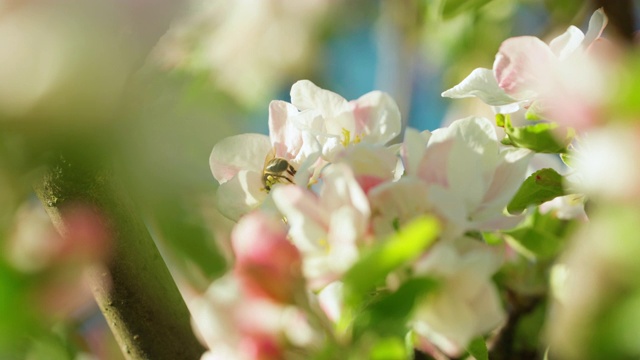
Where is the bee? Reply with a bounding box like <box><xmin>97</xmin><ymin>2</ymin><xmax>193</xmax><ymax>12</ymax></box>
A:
<box><xmin>262</xmin><ymin>150</ymin><xmax>296</xmax><ymax>192</ymax></box>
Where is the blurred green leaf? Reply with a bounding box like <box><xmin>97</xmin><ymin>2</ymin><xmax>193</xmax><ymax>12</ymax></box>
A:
<box><xmin>495</xmin><ymin>114</ymin><xmax>506</xmax><ymax>127</ymax></box>
<box><xmin>544</xmin><ymin>0</ymin><xmax>584</xmax><ymax>24</ymax></box>
<box><xmin>342</xmin><ymin>216</ymin><xmax>440</xmax><ymax>307</ymax></box>
<box><xmin>504</xmin><ymin>122</ymin><xmax>572</xmax><ymax>153</ymax></box>
<box><xmin>507</xmin><ymin>168</ymin><xmax>565</xmax><ymax>214</ymax></box>
<box><xmin>559</xmin><ymin>152</ymin><xmax>574</xmax><ymax>168</ymax></box>
<box><xmin>466</xmin><ymin>337</ymin><xmax>488</xmax><ymax>360</ymax></box>
<box><xmin>504</xmin><ymin>210</ymin><xmax>575</xmax><ymax>260</ymax></box>
<box><xmin>353</xmin><ymin>277</ymin><xmax>438</xmax><ymax>340</ymax></box>
<box><xmin>369</xmin><ymin>337</ymin><xmax>407</xmax><ymax>360</ymax></box>
<box><xmin>514</xmin><ymin>302</ymin><xmax>547</xmax><ymax>354</ymax></box>
<box><xmin>442</xmin><ymin>0</ymin><xmax>494</xmax><ymax>19</ymax></box>
<box><xmin>525</xmin><ymin>108</ymin><xmax>543</xmax><ymax>121</ymax></box>
<box><xmin>26</xmin><ymin>324</ymin><xmax>88</xmax><ymax>360</ymax></box>
<box><xmin>0</xmin><ymin>261</ymin><xmax>37</xmax><ymax>356</ymax></box>
<box><xmin>610</xmin><ymin>52</ymin><xmax>640</xmax><ymax>121</ymax></box>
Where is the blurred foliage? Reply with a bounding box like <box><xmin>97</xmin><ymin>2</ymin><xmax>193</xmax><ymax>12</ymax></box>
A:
<box><xmin>466</xmin><ymin>336</ymin><xmax>489</xmax><ymax>360</ymax></box>
<box><xmin>501</xmin><ymin>117</ymin><xmax>574</xmax><ymax>153</ymax></box>
<box><xmin>1</xmin><ymin>0</ymin><xmax>640</xmax><ymax>359</ymax></box>
<box><xmin>507</xmin><ymin>168</ymin><xmax>566</xmax><ymax>214</ymax></box>
<box><xmin>342</xmin><ymin>216</ymin><xmax>440</xmax><ymax>308</ymax></box>
<box><xmin>551</xmin><ymin>205</ymin><xmax>640</xmax><ymax>359</ymax></box>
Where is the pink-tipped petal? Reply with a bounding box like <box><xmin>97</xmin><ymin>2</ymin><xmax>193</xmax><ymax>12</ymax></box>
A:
<box><xmin>268</xmin><ymin>100</ymin><xmax>303</xmax><ymax>159</ymax></box>
<box><xmin>493</xmin><ymin>36</ymin><xmax>556</xmax><ymax>99</ymax></box>
<box><xmin>351</xmin><ymin>91</ymin><xmax>402</xmax><ymax>144</ymax></box>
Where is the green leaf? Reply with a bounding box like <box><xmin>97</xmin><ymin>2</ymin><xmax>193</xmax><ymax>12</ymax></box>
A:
<box><xmin>0</xmin><ymin>261</ymin><xmax>38</xmax><ymax>354</ymax></box>
<box><xmin>505</xmin><ymin>226</ymin><xmax>564</xmax><ymax>261</ymax></box>
<box><xmin>466</xmin><ymin>337</ymin><xmax>488</xmax><ymax>360</ymax></box>
<box><xmin>369</xmin><ymin>337</ymin><xmax>408</xmax><ymax>360</ymax></box>
<box><xmin>495</xmin><ymin>113</ymin><xmax>506</xmax><ymax>127</ymax></box>
<box><xmin>442</xmin><ymin>0</ymin><xmax>493</xmax><ymax>18</ymax></box>
<box><xmin>525</xmin><ymin>108</ymin><xmax>543</xmax><ymax>121</ymax></box>
<box><xmin>504</xmin><ymin>122</ymin><xmax>573</xmax><ymax>153</ymax></box>
<box><xmin>352</xmin><ymin>277</ymin><xmax>438</xmax><ymax>339</ymax></box>
<box><xmin>507</xmin><ymin>168</ymin><xmax>565</xmax><ymax>214</ymax></box>
<box><xmin>559</xmin><ymin>152</ymin><xmax>573</xmax><ymax>168</ymax></box>
<box><xmin>504</xmin><ymin>210</ymin><xmax>576</xmax><ymax>260</ymax></box>
<box><xmin>342</xmin><ymin>216</ymin><xmax>440</xmax><ymax>307</ymax></box>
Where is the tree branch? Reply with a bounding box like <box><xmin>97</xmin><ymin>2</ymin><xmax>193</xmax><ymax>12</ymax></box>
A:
<box><xmin>34</xmin><ymin>154</ymin><xmax>205</xmax><ymax>360</ymax></box>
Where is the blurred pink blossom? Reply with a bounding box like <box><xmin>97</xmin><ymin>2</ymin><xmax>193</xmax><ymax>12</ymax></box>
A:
<box><xmin>231</xmin><ymin>211</ymin><xmax>304</xmax><ymax>304</ymax></box>
<box><xmin>442</xmin><ymin>9</ymin><xmax>613</xmax><ymax>131</ymax></box>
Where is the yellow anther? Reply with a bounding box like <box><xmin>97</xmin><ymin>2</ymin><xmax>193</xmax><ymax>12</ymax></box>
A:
<box><xmin>341</xmin><ymin>128</ymin><xmax>362</xmax><ymax>147</ymax></box>
<box><xmin>318</xmin><ymin>238</ymin><xmax>330</xmax><ymax>253</ymax></box>
<box><xmin>341</xmin><ymin>128</ymin><xmax>351</xmax><ymax>147</ymax></box>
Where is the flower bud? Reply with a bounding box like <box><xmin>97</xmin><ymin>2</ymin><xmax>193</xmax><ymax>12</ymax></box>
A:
<box><xmin>231</xmin><ymin>211</ymin><xmax>303</xmax><ymax>304</ymax></box>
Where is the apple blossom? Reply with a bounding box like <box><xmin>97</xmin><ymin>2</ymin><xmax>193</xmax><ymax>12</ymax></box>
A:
<box><xmin>191</xmin><ymin>274</ymin><xmax>315</xmax><ymax>360</ymax></box>
<box><xmin>210</xmin><ymin>100</ymin><xmax>321</xmax><ymax>220</ymax></box>
<box><xmin>231</xmin><ymin>211</ymin><xmax>304</xmax><ymax>304</ymax></box>
<box><xmin>290</xmin><ymin>79</ymin><xmax>403</xmax><ymax>160</ymax></box>
<box><xmin>333</xmin><ymin>143</ymin><xmax>401</xmax><ymax>194</ymax></box>
<box><xmin>271</xmin><ymin>164</ymin><xmax>370</xmax><ymax>290</ymax></box>
<box><xmin>400</xmin><ymin>117</ymin><xmax>532</xmax><ymax>237</ymax></box>
<box><xmin>442</xmin><ymin>9</ymin><xmax>609</xmax><ymax>129</ymax></box>
<box><xmin>569</xmin><ymin>125</ymin><xmax>640</xmax><ymax>201</ymax></box>
<box><xmin>368</xmin><ymin>177</ymin><xmax>432</xmax><ymax>238</ymax></box>
<box><xmin>539</xmin><ymin>194</ymin><xmax>588</xmax><ymax>221</ymax></box>
<box><xmin>411</xmin><ymin>237</ymin><xmax>505</xmax><ymax>357</ymax></box>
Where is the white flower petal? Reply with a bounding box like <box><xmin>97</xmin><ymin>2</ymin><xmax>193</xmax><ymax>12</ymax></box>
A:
<box><xmin>412</xmin><ymin>239</ymin><xmax>506</xmax><ymax>357</ymax></box>
<box><xmin>441</xmin><ymin>68</ymin><xmax>518</xmax><ymax>107</ymax></box>
<box><xmin>290</xmin><ymin>79</ymin><xmax>348</xmax><ymax>120</ymax></box>
<box><xmin>320</xmin><ymin>164</ymin><xmax>370</xmax><ymax>220</ymax></box>
<box><xmin>430</xmin><ymin>116</ymin><xmax>498</xmax><ymax>147</ymax></box>
<box><xmin>327</xmin><ymin>207</ymin><xmax>361</xmax><ymax>272</ymax></box>
<box><xmin>268</xmin><ymin>100</ymin><xmax>303</xmax><ymax>159</ymax></box>
<box><xmin>318</xmin><ymin>282</ymin><xmax>344</xmax><ymax>323</ymax></box>
<box><xmin>351</xmin><ymin>90</ymin><xmax>402</xmax><ymax>144</ymax></box>
<box><xmin>215</xmin><ymin>170</ymin><xmax>267</xmax><ymax>221</ymax></box>
<box><xmin>476</xmin><ymin>148</ymin><xmax>532</xmax><ymax>217</ymax></box>
<box><xmin>401</xmin><ymin>127</ymin><xmax>430</xmax><ymax>176</ymax></box>
<box><xmin>493</xmin><ymin>36</ymin><xmax>556</xmax><ymax>99</ymax></box>
<box><xmin>210</xmin><ymin>133</ymin><xmax>271</xmax><ymax>184</ymax></box>
<box><xmin>582</xmin><ymin>8</ymin><xmax>607</xmax><ymax>48</ymax></box>
<box><xmin>368</xmin><ymin>177</ymin><xmax>431</xmax><ymax>237</ymax></box>
<box><xmin>335</xmin><ymin>144</ymin><xmax>398</xmax><ymax>181</ymax></box>
<box><xmin>271</xmin><ymin>185</ymin><xmax>329</xmax><ymax>253</ymax></box>
<box><xmin>549</xmin><ymin>26</ymin><xmax>585</xmax><ymax>60</ymax></box>
<box><xmin>427</xmin><ymin>185</ymin><xmax>468</xmax><ymax>237</ymax></box>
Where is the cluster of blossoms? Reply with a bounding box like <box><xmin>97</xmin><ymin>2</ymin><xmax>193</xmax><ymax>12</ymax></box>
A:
<box><xmin>200</xmin><ymin>9</ymin><xmax>620</xmax><ymax>360</ymax></box>
<box><xmin>204</xmin><ymin>78</ymin><xmax>532</xmax><ymax>358</ymax></box>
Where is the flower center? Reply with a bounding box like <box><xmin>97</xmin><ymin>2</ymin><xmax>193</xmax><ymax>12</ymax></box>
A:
<box><xmin>341</xmin><ymin>128</ymin><xmax>362</xmax><ymax>147</ymax></box>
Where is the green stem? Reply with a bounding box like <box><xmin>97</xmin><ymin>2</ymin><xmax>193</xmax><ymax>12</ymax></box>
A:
<box><xmin>34</xmin><ymin>154</ymin><xmax>205</xmax><ymax>360</ymax></box>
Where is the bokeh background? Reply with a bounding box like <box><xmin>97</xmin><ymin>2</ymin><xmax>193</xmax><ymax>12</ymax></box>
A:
<box><xmin>1</xmin><ymin>0</ymin><xmax>639</xmax><ymax>358</ymax></box>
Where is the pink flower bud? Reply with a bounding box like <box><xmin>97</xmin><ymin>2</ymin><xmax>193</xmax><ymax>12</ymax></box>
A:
<box><xmin>240</xmin><ymin>335</ymin><xmax>282</xmax><ymax>360</ymax></box>
<box><xmin>231</xmin><ymin>211</ymin><xmax>303</xmax><ymax>304</ymax></box>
